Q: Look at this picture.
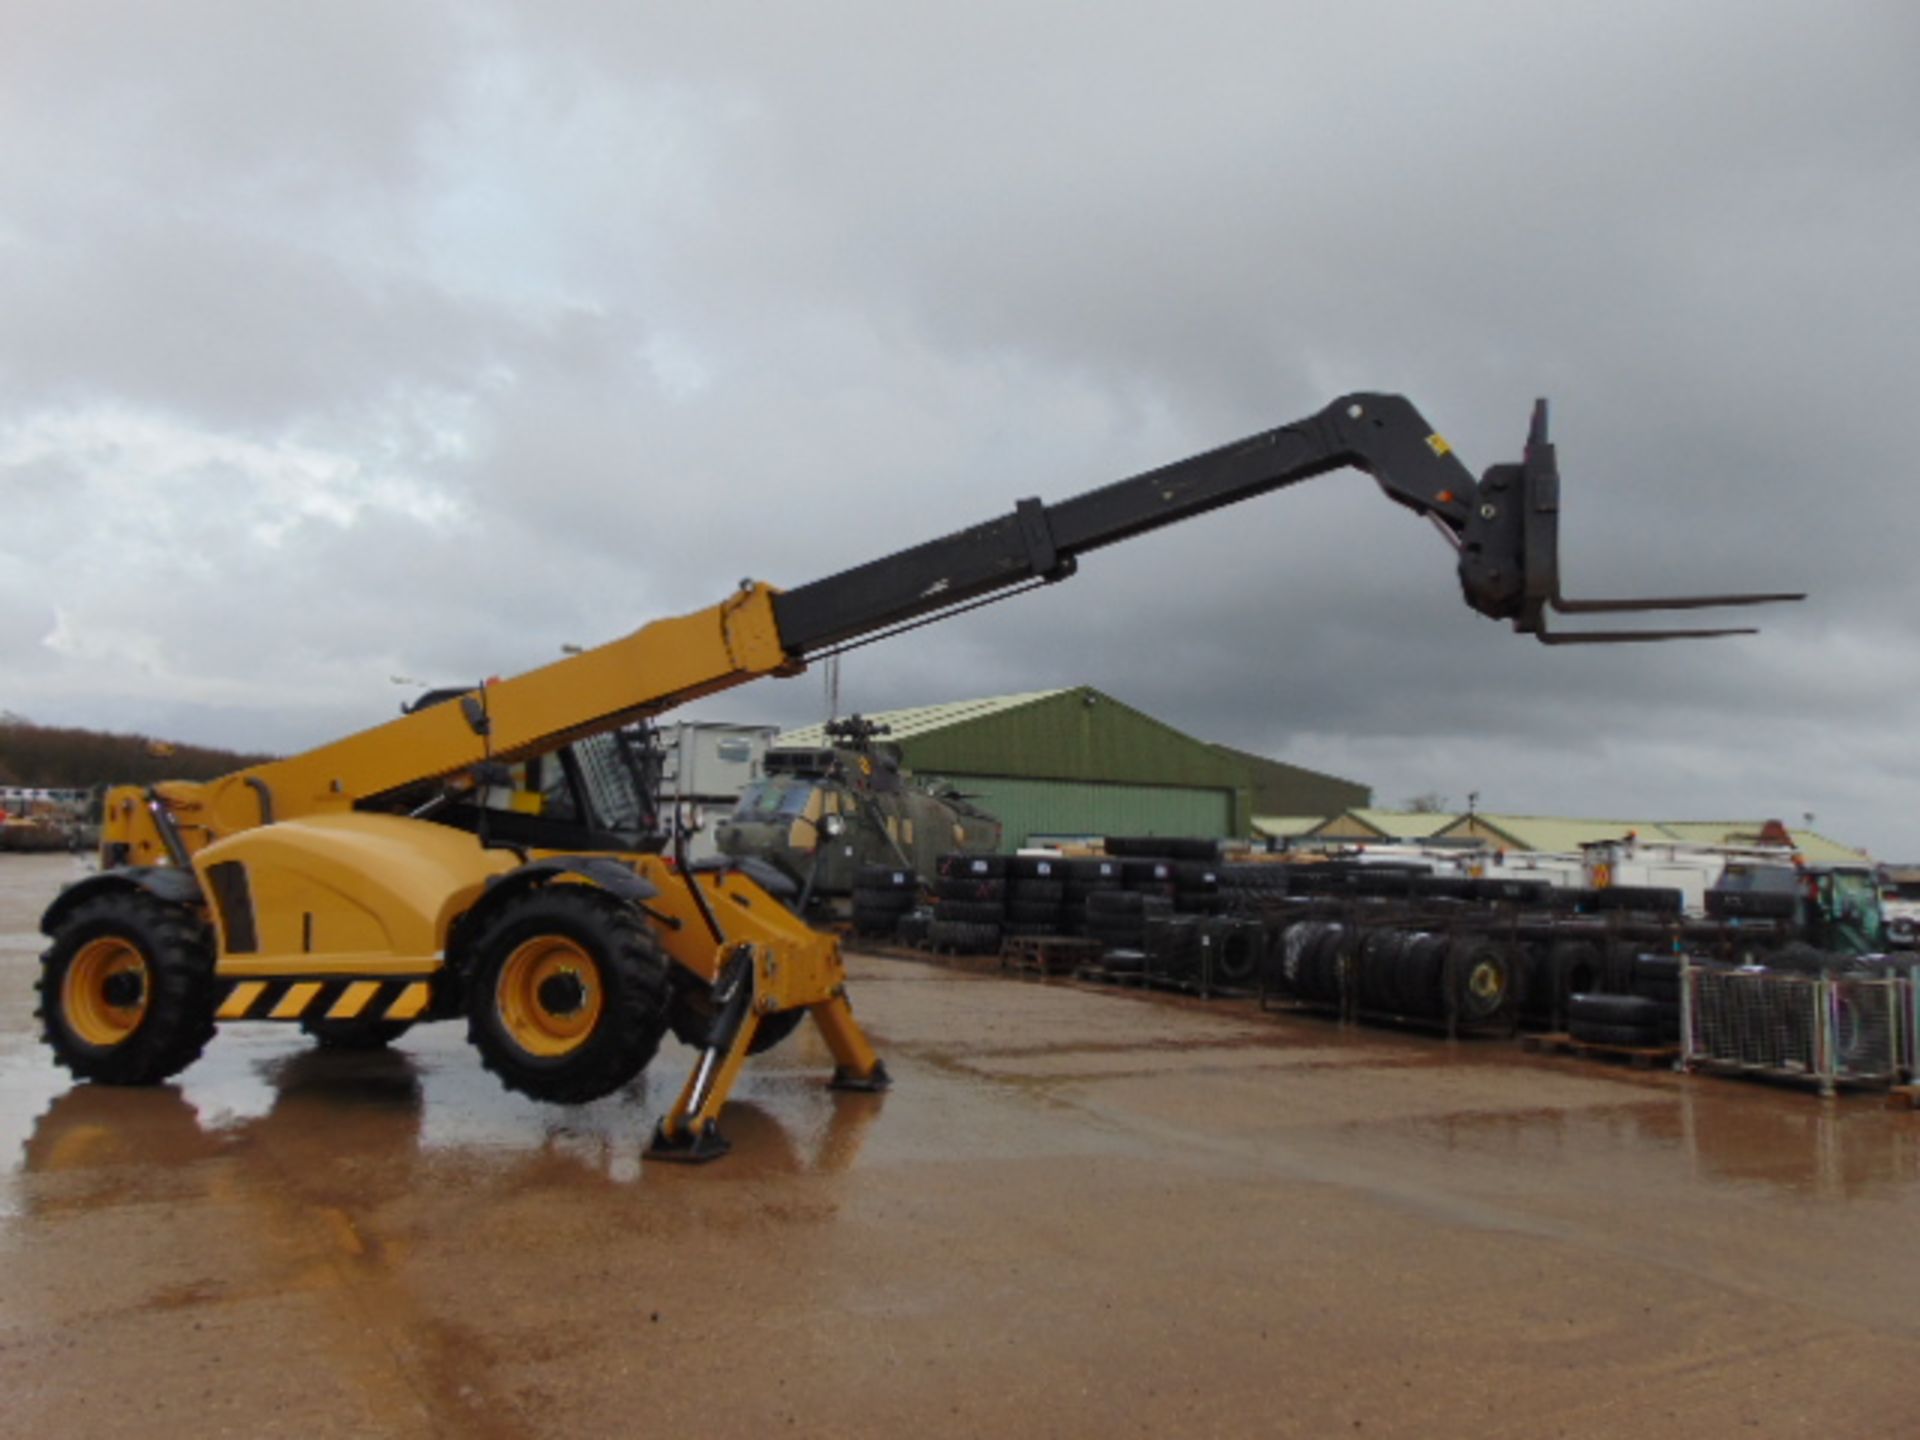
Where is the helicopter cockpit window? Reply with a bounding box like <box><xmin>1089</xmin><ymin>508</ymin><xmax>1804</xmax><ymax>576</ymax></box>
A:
<box><xmin>775</xmin><ymin>783</ymin><xmax>816</xmax><ymax>818</ymax></box>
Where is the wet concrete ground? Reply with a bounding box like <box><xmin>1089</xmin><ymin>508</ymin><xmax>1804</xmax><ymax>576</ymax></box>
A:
<box><xmin>4</xmin><ymin>852</ymin><xmax>1919</xmax><ymax>1438</ymax></box>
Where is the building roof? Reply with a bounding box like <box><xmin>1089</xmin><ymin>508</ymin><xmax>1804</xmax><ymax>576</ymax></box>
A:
<box><xmin>1334</xmin><ymin>808</ymin><xmax>1459</xmax><ymax>840</ymax></box>
<box><xmin>1251</xmin><ymin>815</ymin><xmax>1326</xmax><ymax>839</ymax></box>
<box><xmin>1435</xmin><ymin>813</ymin><xmax>1871</xmax><ymax>862</ymax></box>
<box><xmin>776</xmin><ymin>690</ymin><xmax>1065</xmax><ymax>748</ymax></box>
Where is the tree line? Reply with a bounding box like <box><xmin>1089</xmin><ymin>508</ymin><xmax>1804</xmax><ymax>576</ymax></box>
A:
<box><xmin>0</xmin><ymin>718</ymin><xmax>276</xmax><ymax>789</ymax></box>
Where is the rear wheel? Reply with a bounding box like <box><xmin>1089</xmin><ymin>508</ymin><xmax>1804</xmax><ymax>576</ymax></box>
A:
<box><xmin>37</xmin><ymin>890</ymin><xmax>216</xmax><ymax>1085</ymax></box>
<box><xmin>465</xmin><ymin>888</ymin><xmax>671</xmax><ymax>1104</ymax></box>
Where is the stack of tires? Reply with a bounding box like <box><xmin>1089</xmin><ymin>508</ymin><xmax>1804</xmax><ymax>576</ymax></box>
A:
<box><xmin>1568</xmin><ymin>950</ymin><xmax>1682</xmax><ymax>1046</ymax></box>
<box><xmin>1174</xmin><ymin>861</ymin><xmax>1222</xmax><ymax>916</ymax></box>
<box><xmin>1005</xmin><ymin>856</ymin><xmax>1067</xmax><ymax>937</ymax></box>
<box><xmin>1218</xmin><ymin>863</ymin><xmax>1290</xmax><ymax>913</ymax></box>
<box><xmin>851</xmin><ymin>864</ymin><xmax>919</xmax><ymax>939</ymax></box>
<box><xmin>895</xmin><ymin>907</ymin><xmax>934</xmax><ymax>947</ymax></box>
<box><xmin>1060</xmin><ymin>858</ymin><xmax>1124</xmax><ymax>934</ymax></box>
<box><xmin>1083</xmin><ymin>889</ymin><xmax>1172</xmax><ymax>966</ymax></box>
<box><xmin>1144</xmin><ymin>913</ymin><xmax>1203</xmax><ymax>984</ymax></box>
<box><xmin>1267</xmin><ymin>919</ymin><xmax>1347</xmax><ymax>1005</ymax></box>
<box><xmin>928</xmin><ymin>853</ymin><xmax>1006</xmax><ymax>954</ymax></box>
<box><xmin>1122</xmin><ymin>858</ymin><xmax>1177</xmax><ymax>902</ymax></box>
<box><xmin>1351</xmin><ymin>929</ymin><xmax>1517</xmax><ymax>1027</ymax></box>
<box><xmin>1589</xmin><ymin>885</ymin><xmax>1685</xmax><ymax>917</ymax></box>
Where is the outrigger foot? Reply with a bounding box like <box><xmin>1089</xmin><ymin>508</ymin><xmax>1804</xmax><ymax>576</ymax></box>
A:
<box><xmin>646</xmin><ymin>1115</ymin><xmax>732</xmax><ymax>1164</ymax></box>
<box><xmin>829</xmin><ymin>1059</ymin><xmax>891</xmax><ymax>1093</ymax></box>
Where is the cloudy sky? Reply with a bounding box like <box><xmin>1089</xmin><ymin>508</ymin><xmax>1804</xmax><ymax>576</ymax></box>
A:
<box><xmin>2</xmin><ymin>3</ymin><xmax>1916</xmax><ymax>854</ymax></box>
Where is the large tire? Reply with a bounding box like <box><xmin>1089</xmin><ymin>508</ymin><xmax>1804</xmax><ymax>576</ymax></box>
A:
<box><xmin>301</xmin><ymin>1017</ymin><xmax>417</xmax><ymax>1051</ymax></box>
<box><xmin>936</xmin><ymin>853</ymin><xmax>1007</xmax><ymax>880</ymax></box>
<box><xmin>1569</xmin><ymin>992</ymin><xmax>1663</xmax><ymax>1028</ymax></box>
<box><xmin>851</xmin><ymin>886</ymin><xmax>917</xmax><ymax>915</ymax></box>
<box><xmin>933</xmin><ymin>899</ymin><xmax>1006</xmax><ymax>925</ymax></box>
<box><xmin>1449</xmin><ymin>937</ymin><xmax>1515</xmax><ymax>1023</ymax></box>
<box><xmin>37</xmin><ymin>890</ymin><xmax>217</xmax><ymax>1086</ymax></box>
<box><xmin>465</xmin><ymin>887</ymin><xmax>671</xmax><ymax>1104</ymax></box>
<box><xmin>935</xmin><ymin>876</ymin><xmax>1007</xmax><ymax>903</ymax></box>
<box><xmin>1008</xmin><ymin>879</ymin><xmax>1066</xmax><ymax>905</ymax></box>
<box><xmin>927</xmin><ymin>919</ymin><xmax>1001</xmax><ymax>954</ymax></box>
<box><xmin>1569</xmin><ymin>1019</ymin><xmax>1663</xmax><ymax>1048</ymax></box>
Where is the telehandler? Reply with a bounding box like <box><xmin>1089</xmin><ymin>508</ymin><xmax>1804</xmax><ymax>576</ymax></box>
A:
<box><xmin>34</xmin><ymin>395</ymin><xmax>1797</xmax><ymax>1160</ymax></box>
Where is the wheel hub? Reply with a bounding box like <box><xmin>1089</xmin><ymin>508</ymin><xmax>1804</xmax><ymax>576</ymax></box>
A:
<box><xmin>537</xmin><ymin>972</ymin><xmax>588</xmax><ymax>1016</ymax></box>
<box><xmin>62</xmin><ymin>936</ymin><xmax>152</xmax><ymax>1048</ymax></box>
<box><xmin>495</xmin><ymin>936</ymin><xmax>605</xmax><ymax>1058</ymax></box>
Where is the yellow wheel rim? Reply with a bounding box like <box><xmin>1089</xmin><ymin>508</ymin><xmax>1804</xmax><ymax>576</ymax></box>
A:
<box><xmin>495</xmin><ymin>936</ymin><xmax>603</xmax><ymax>1058</ymax></box>
<box><xmin>1467</xmin><ymin>959</ymin><xmax>1506</xmax><ymax>1001</ymax></box>
<box><xmin>63</xmin><ymin>937</ymin><xmax>151</xmax><ymax>1047</ymax></box>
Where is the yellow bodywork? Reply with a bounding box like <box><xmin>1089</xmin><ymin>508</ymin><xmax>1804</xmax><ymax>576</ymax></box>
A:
<box><xmin>82</xmin><ymin>579</ymin><xmax>883</xmax><ymax>1151</ymax></box>
<box><xmin>101</xmin><ymin>583</ymin><xmax>796</xmax><ymax>862</ymax></box>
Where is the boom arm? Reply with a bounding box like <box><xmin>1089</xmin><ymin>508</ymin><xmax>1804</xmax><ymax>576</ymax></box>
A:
<box><xmin>108</xmin><ymin>392</ymin><xmax>1799</xmax><ymax>859</ymax></box>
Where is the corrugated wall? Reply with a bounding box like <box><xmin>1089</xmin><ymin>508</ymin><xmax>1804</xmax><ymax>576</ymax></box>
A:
<box><xmin>940</xmin><ymin>776</ymin><xmax>1234</xmax><ymax>851</ymax></box>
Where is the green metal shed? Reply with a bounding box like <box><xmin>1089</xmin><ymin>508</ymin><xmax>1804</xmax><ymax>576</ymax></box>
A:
<box><xmin>777</xmin><ymin>687</ymin><xmax>1369</xmax><ymax>851</ymax></box>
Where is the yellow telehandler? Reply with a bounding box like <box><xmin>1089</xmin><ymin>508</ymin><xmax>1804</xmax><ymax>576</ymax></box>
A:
<box><xmin>33</xmin><ymin>395</ymin><xmax>1796</xmax><ymax>1159</ymax></box>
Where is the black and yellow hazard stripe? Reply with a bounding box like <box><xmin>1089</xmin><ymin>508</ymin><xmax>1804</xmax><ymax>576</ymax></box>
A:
<box><xmin>215</xmin><ymin>976</ymin><xmax>434</xmax><ymax>1024</ymax></box>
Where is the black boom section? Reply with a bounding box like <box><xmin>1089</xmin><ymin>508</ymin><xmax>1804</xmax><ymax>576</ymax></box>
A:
<box><xmin>770</xmin><ymin>392</ymin><xmax>1799</xmax><ymax>652</ymax></box>
<box><xmin>771</xmin><ymin>395</ymin><xmax>1483</xmax><ymax>656</ymax></box>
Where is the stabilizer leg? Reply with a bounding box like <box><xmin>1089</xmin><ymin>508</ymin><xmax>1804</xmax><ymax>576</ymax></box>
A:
<box><xmin>647</xmin><ymin>945</ymin><xmax>761</xmax><ymax>1165</ymax></box>
<box><xmin>811</xmin><ymin>990</ymin><xmax>892</xmax><ymax>1093</ymax></box>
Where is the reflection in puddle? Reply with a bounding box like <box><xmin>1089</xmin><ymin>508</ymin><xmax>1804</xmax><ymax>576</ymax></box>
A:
<box><xmin>8</xmin><ymin>1020</ymin><xmax>886</xmax><ymax>1219</ymax></box>
<box><xmin>1406</xmin><ymin>1084</ymin><xmax>1920</xmax><ymax>1201</ymax></box>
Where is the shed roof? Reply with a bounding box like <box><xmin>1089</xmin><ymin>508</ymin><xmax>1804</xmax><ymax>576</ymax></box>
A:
<box><xmin>1335</xmin><ymin>809</ymin><xmax>1459</xmax><ymax>839</ymax></box>
<box><xmin>777</xmin><ymin>689</ymin><xmax>1065</xmax><ymax>748</ymax></box>
<box><xmin>1436</xmin><ymin>813</ymin><xmax>1871</xmax><ymax>862</ymax></box>
<box><xmin>1251</xmin><ymin>815</ymin><xmax>1326</xmax><ymax>839</ymax></box>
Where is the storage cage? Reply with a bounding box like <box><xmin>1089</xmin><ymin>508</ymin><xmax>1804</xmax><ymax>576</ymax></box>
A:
<box><xmin>1682</xmin><ymin>961</ymin><xmax>1906</xmax><ymax>1094</ymax></box>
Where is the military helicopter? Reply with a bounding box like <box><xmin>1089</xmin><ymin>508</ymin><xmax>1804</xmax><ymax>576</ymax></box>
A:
<box><xmin>713</xmin><ymin>715</ymin><xmax>1000</xmax><ymax>910</ymax></box>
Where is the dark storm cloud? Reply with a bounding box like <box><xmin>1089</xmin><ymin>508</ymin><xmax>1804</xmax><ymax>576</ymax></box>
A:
<box><xmin>1</xmin><ymin>2</ymin><xmax>1915</xmax><ymax>853</ymax></box>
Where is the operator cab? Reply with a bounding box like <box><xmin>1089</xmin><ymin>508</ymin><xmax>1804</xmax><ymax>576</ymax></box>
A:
<box><xmin>368</xmin><ymin>691</ymin><xmax>666</xmax><ymax>853</ymax></box>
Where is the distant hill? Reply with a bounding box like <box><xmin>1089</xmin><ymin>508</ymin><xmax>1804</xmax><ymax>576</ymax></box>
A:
<box><xmin>0</xmin><ymin>716</ymin><xmax>277</xmax><ymax>788</ymax></box>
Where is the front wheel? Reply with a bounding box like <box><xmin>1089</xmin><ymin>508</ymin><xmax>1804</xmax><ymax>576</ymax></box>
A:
<box><xmin>465</xmin><ymin>887</ymin><xmax>672</xmax><ymax>1104</ymax></box>
<box><xmin>37</xmin><ymin>890</ymin><xmax>217</xmax><ymax>1085</ymax></box>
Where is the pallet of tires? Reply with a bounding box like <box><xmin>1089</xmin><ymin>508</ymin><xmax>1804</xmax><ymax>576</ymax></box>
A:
<box><xmin>1567</xmin><ymin>991</ymin><xmax>1677</xmax><ymax>1049</ymax></box>
<box><xmin>1004</xmin><ymin>855</ymin><xmax>1068</xmax><ymax>937</ymax></box>
<box><xmin>928</xmin><ymin>852</ymin><xmax>1007</xmax><ymax>954</ymax></box>
<box><xmin>1200</xmin><ymin>914</ymin><xmax>1265</xmax><ymax>991</ymax></box>
<box><xmin>1143</xmin><ymin>913</ymin><xmax>1203</xmax><ymax>985</ymax></box>
<box><xmin>1060</xmin><ymin>857</ymin><xmax>1124</xmax><ymax>935</ymax></box>
<box><xmin>1083</xmin><ymin>888</ymin><xmax>1172</xmax><ymax>963</ymax></box>
<box><xmin>1352</xmin><ymin>928</ymin><xmax>1519</xmax><ymax>1028</ymax></box>
<box><xmin>850</xmin><ymin>864</ymin><xmax>919</xmax><ymax>939</ymax></box>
